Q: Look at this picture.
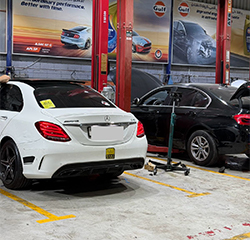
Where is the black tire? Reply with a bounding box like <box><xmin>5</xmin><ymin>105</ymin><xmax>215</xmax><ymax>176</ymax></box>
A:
<box><xmin>0</xmin><ymin>140</ymin><xmax>30</xmax><ymax>190</ymax></box>
<box><xmin>85</xmin><ymin>39</ymin><xmax>91</xmax><ymax>49</ymax></box>
<box><xmin>187</xmin><ymin>130</ymin><xmax>218</xmax><ymax>166</ymax></box>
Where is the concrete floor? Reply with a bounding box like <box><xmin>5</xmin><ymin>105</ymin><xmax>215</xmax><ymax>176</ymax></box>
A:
<box><xmin>0</xmin><ymin>154</ymin><xmax>250</xmax><ymax>240</ymax></box>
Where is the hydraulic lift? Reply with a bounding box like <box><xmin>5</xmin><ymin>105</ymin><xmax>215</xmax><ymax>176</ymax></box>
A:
<box><xmin>215</xmin><ymin>0</ymin><xmax>232</xmax><ymax>84</ymax></box>
<box><xmin>91</xmin><ymin>0</ymin><xmax>133</xmax><ymax>112</ymax></box>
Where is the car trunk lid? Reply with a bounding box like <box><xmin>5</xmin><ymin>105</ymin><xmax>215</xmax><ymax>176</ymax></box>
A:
<box><xmin>41</xmin><ymin>108</ymin><xmax>137</xmax><ymax>146</ymax></box>
<box><xmin>230</xmin><ymin>82</ymin><xmax>250</xmax><ymax>101</ymax></box>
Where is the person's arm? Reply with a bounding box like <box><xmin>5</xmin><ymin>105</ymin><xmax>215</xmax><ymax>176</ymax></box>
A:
<box><xmin>0</xmin><ymin>75</ymin><xmax>10</xmax><ymax>83</ymax></box>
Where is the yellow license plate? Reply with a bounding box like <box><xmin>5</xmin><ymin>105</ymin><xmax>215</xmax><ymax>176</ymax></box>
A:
<box><xmin>106</xmin><ymin>148</ymin><xmax>115</xmax><ymax>159</ymax></box>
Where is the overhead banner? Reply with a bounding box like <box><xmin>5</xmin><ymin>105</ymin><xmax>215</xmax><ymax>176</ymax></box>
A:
<box><xmin>108</xmin><ymin>0</ymin><xmax>171</xmax><ymax>63</ymax></box>
<box><xmin>13</xmin><ymin>0</ymin><xmax>92</xmax><ymax>58</ymax></box>
<box><xmin>13</xmin><ymin>0</ymin><xmax>171</xmax><ymax>63</ymax></box>
<box><xmin>173</xmin><ymin>0</ymin><xmax>249</xmax><ymax>68</ymax></box>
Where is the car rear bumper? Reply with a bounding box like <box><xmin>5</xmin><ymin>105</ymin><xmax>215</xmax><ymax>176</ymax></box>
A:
<box><xmin>20</xmin><ymin>137</ymin><xmax>147</xmax><ymax>179</ymax></box>
<box><xmin>52</xmin><ymin>158</ymin><xmax>145</xmax><ymax>178</ymax></box>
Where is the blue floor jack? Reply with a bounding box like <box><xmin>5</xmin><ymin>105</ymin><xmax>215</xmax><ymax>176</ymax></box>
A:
<box><xmin>145</xmin><ymin>91</ymin><xmax>190</xmax><ymax>176</ymax></box>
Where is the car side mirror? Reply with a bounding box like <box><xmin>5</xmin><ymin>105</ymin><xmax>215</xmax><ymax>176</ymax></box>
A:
<box><xmin>132</xmin><ymin>97</ymin><xmax>140</xmax><ymax>105</ymax></box>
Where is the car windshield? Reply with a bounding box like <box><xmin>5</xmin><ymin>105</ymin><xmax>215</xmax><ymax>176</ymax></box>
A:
<box><xmin>132</xmin><ymin>31</ymin><xmax>139</xmax><ymax>36</ymax></box>
<box><xmin>31</xmin><ymin>82</ymin><xmax>115</xmax><ymax>109</ymax></box>
<box><xmin>206</xmin><ymin>85</ymin><xmax>250</xmax><ymax>109</ymax></box>
<box><xmin>184</xmin><ymin>22</ymin><xmax>206</xmax><ymax>36</ymax></box>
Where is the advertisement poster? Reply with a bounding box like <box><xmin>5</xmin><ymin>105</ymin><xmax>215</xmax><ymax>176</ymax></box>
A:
<box><xmin>109</xmin><ymin>0</ymin><xmax>171</xmax><ymax>63</ymax></box>
<box><xmin>13</xmin><ymin>0</ymin><xmax>92</xmax><ymax>58</ymax></box>
<box><xmin>13</xmin><ymin>0</ymin><xmax>171</xmax><ymax>63</ymax></box>
<box><xmin>173</xmin><ymin>0</ymin><xmax>249</xmax><ymax>67</ymax></box>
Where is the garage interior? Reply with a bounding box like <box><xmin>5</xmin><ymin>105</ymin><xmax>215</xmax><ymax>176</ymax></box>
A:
<box><xmin>0</xmin><ymin>0</ymin><xmax>250</xmax><ymax>239</ymax></box>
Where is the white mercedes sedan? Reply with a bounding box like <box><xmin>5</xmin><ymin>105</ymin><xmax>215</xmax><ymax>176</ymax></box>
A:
<box><xmin>0</xmin><ymin>80</ymin><xmax>147</xmax><ymax>189</ymax></box>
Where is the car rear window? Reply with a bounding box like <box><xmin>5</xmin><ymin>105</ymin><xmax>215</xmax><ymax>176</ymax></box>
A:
<box><xmin>207</xmin><ymin>85</ymin><xmax>250</xmax><ymax>109</ymax></box>
<box><xmin>33</xmin><ymin>82</ymin><xmax>115</xmax><ymax>109</ymax></box>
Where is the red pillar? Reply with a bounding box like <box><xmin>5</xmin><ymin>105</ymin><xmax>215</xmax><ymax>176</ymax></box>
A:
<box><xmin>215</xmin><ymin>0</ymin><xmax>232</xmax><ymax>84</ymax></box>
<box><xmin>91</xmin><ymin>0</ymin><xmax>109</xmax><ymax>92</ymax></box>
<box><xmin>115</xmin><ymin>0</ymin><xmax>133</xmax><ymax>112</ymax></box>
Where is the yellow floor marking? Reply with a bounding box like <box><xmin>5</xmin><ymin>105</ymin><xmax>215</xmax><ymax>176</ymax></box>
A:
<box><xmin>150</xmin><ymin>156</ymin><xmax>250</xmax><ymax>182</ymax></box>
<box><xmin>224</xmin><ymin>232</ymin><xmax>250</xmax><ymax>239</ymax></box>
<box><xmin>124</xmin><ymin>172</ymin><xmax>210</xmax><ymax>198</ymax></box>
<box><xmin>0</xmin><ymin>188</ymin><xmax>75</xmax><ymax>224</ymax></box>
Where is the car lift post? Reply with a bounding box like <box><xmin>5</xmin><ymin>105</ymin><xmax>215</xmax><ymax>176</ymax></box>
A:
<box><xmin>115</xmin><ymin>0</ymin><xmax>133</xmax><ymax>112</ymax></box>
<box><xmin>145</xmin><ymin>91</ymin><xmax>190</xmax><ymax>176</ymax></box>
<box><xmin>91</xmin><ymin>0</ymin><xmax>109</xmax><ymax>92</ymax></box>
<box><xmin>215</xmin><ymin>0</ymin><xmax>232</xmax><ymax>84</ymax></box>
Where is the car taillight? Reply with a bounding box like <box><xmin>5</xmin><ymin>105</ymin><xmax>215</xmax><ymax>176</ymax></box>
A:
<box><xmin>233</xmin><ymin>114</ymin><xmax>250</xmax><ymax>126</ymax></box>
<box><xmin>35</xmin><ymin>121</ymin><xmax>71</xmax><ymax>142</ymax></box>
<box><xmin>61</xmin><ymin>31</ymin><xmax>65</xmax><ymax>35</ymax></box>
<box><xmin>136</xmin><ymin>121</ymin><xmax>145</xmax><ymax>138</ymax></box>
<box><xmin>73</xmin><ymin>34</ymin><xmax>80</xmax><ymax>39</ymax></box>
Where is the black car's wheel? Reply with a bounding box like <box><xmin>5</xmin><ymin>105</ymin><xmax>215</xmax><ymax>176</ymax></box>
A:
<box><xmin>187</xmin><ymin>130</ymin><xmax>218</xmax><ymax>166</ymax></box>
<box><xmin>85</xmin><ymin>39</ymin><xmax>91</xmax><ymax>49</ymax></box>
<box><xmin>0</xmin><ymin>140</ymin><xmax>30</xmax><ymax>189</ymax></box>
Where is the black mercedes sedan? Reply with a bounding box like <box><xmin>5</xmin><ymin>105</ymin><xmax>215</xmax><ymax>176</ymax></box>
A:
<box><xmin>131</xmin><ymin>82</ymin><xmax>250</xmax><ymax>166</ymax></box>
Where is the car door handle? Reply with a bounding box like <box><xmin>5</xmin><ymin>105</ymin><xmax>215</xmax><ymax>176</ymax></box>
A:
<box><xmin>0</xmin><ymin>116</ymin><xmax>8</xmax><ymax>120</ymax></box>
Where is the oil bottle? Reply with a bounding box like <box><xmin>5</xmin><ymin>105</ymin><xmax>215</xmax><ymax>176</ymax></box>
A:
<box><xmin>244</xmin><ymin>15</ymin><xmax>250</xmax><ymax>55</ymax></box>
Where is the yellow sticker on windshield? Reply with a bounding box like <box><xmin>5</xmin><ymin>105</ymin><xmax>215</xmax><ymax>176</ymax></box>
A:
<box><xmin>40</xmin><ymin>99</ymin><xmax>55</xmax><ymax>109</ymax></box>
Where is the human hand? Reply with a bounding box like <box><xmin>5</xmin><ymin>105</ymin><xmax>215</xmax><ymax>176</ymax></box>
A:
<box><xmin>0</xmin><ymin>74</ymin><xmax>10</xmax><ymax>83</ymax></box>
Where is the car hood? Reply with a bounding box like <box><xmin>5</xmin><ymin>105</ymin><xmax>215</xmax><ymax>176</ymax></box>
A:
<box><xmin>230</xmin><ymin>82</ymin><xmax>250</xmax><ymax>100</ymax></box>
<box><xmin>133</xmin><ymin>36</ymin><xmax>151</xmax><ymax>45</ymax></box>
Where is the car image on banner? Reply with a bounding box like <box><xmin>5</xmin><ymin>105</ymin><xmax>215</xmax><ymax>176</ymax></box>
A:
<box><xmin>61</xmin><ymin>26</ymin><xmax>92</xmax><ymax>49</ymax></box>
<box><xmin>173</xmin><ymin>20</ymin><xmax>216</xmax><ymax>65</ymax></box>
<box><xmin>0</xmin><ymin>80</ymin><xmax>147</xmax><ymax>190</ymax></box>
<box><xmin>132</xmin><ymin>31</ymin><xmax>152</xmax><ymax>54</ymax></box>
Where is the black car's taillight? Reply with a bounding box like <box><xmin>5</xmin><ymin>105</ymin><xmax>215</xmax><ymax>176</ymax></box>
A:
<box><xmin>35</xmin><ymin>121</ymin><xmax>71</xmax><ymax>142</ymax></box>
<box><xmin>136</xmin><ymin>121</ymin><xmax>145</xmax><ymax>138</ymax></box>
<box><xmin>233</xmin><ymin>114</ymin><xmax>250</xmax><ymax>126</ymax></box>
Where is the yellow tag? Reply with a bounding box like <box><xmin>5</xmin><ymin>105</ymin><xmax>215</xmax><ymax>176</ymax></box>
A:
<box><xmin>106</xmin><ymin>148</ymin><xmax>115</xmax><ymax>159</ymax></box>
<box><xmin>40</xmin><ymin>99</ymin><xmax>55</xmax><ymax>109</ymax></box>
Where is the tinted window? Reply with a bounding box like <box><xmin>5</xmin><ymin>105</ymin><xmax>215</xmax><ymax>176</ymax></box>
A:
<box><xmin>72</xmin><ymin>26</ymin><xmax>87</xmax><ymax>31</ymax></box>
<box><xmin>143</xmin><ymin>90</ymin><xmax>170</xmax><ymax>105</ymax></box>
<box><xmin>0</xmin><ymin>84</ymin><xmax>23</xmax><ymax>111</ymax></box>
<box><xmin>177</xmin><ymin>88</ymin><xmax>197</xmax><ymax>107</ymax></box>
<box><xmin>34</xmin><ymin>83</ymin><xmax>115</xmax><ymax>109</ymax></box>
<box><xmin>184</xmin><ymin>22</ymin><xmax>206</xmax><ymax>36</ymax></box>
<box><xmin>132</xmin><ymin>31</ymin><xmax>139</xmax><ymax>36</ymax></box>
<box><xmin>193</xmin><ymin>92</ymin><xmax>209</xmax><ymax>107</ymax></box>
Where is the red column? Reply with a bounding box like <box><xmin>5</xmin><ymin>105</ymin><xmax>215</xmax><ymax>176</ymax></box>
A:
<box><xmin>115</xmin><ymin>0</ymin><xmax>133</xmax><ymax>112</ymax></box>
<box><xmin>216</xmin><ymin>0</ymin><xmax>233</xmax><ymax>84</ymax></box>
<box><xmin>91</xmin><ymin>0</ymin><xmax>109</xmax><ymax>92</ymax></box>
<box><xmin>215</xmin><ymin>0</ymin><xmax>232</xmax><ymax>84</ymax></box>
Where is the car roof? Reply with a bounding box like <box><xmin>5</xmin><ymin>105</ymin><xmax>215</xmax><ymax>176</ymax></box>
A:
<box><xmin>9</xmin><ymin>79</ymin><xmax>86</xmax><ymax>89</ymax></box>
